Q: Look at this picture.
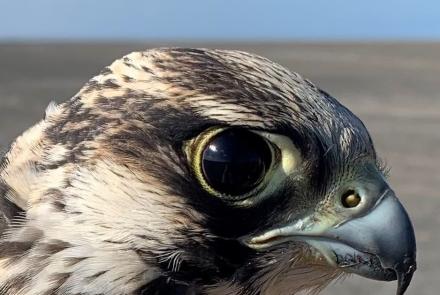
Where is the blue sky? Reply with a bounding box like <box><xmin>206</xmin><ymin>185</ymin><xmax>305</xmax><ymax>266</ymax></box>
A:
<box><xmin>1</xmin><ymin>0</ymin><xmax>439</xmax><ymax>41</ymax></box>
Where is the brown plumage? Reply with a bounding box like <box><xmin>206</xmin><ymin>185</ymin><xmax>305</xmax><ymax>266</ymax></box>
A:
<box><xmin>0</xmin><ymin>48</ymin><xmax>416</xmax><ymax>295</ymax></box>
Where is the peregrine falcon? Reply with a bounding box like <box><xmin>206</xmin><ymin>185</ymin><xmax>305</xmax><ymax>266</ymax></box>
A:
<box><xmin>0</xmin><ymin>48</ymin><xmax>416</xmax><ymax>295</ymax></box>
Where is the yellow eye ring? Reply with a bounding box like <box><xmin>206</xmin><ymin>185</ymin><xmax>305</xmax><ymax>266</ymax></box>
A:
<box><xmin>341</xmin><ymin>190</ymin><xmax>361</xmax><ymax>208</ymax></box>
<box><xmin>189</xmin><ymin>127</ymin><xmax>227</xmax><ymax>197</ymax></box>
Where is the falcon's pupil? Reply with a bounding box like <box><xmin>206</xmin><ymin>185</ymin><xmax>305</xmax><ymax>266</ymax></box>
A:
<box><xmin>201</xmin><ymin>129</ymin><xmax>272</xmax><ymax>196</ymax></box>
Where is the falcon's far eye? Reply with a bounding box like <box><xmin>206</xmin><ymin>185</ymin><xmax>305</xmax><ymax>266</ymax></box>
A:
<box><xmin>341</xmin><ymin>190</ymin><xmax>361</xmax><ymax>208</ymax></box>
<box><xmin>190</xmin><ymin>128</ymin><xmax>273</xmax><ymax>199</ymax></box>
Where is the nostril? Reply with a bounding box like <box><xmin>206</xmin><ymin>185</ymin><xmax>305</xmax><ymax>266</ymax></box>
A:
<box><xmin>341</xmin><ymin>190</ymin><xmax>361</xmax><ymax>208</ymax></box>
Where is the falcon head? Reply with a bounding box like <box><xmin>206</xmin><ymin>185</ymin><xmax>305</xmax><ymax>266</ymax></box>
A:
<box><xmin>0</xmin><ymin>48</ymin><xmax>416</xmax><ymax>295</ymax></box>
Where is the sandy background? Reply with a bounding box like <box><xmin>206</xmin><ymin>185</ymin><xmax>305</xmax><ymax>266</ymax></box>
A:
<box><xmin>0</xmin><ymin>43</ymin><xmax>438</xmax><ymax>295</ymax></box>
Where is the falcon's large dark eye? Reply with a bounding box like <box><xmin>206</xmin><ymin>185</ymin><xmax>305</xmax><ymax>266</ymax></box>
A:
<box><xmin>191</xmin><ymin>128</ymin><xmax>273</xmax><ymax>198</ymax></box>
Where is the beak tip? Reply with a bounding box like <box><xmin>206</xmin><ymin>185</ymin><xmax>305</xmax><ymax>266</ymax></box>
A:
<box><xmin>395</xmin><ymin>258</ymin><xmax>417</xmax><ymax>295</ymax></box>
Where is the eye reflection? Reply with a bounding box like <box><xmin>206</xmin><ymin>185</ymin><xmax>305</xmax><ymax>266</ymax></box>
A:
<box><xmin>201</xmin><ymin>129</ymin><xmax>272</xmax><ymax>196</ymax></box>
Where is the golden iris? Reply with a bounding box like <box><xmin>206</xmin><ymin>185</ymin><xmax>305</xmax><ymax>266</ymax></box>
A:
<box><xmin>341</xmin><ymin>190</ymin><xmax>361</xmax><ymax>208</ymax></box>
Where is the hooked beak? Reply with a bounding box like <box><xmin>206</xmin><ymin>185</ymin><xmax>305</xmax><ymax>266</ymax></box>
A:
<box><xmin>243</xmin><ymin>190</ymin><xmax>417</xmax><ymax>295</ymax></box>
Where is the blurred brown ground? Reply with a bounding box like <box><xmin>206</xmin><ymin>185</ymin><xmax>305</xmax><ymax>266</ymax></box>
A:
<box><xmin>0</xmin><ymin>42</ymin><xmax>438</xmax><ymax>295</ymax></box>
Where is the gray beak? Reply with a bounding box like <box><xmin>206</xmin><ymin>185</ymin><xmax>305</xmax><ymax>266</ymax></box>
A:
<box><xmin>244</xmin><ymin>190</ymin><xmax>417</xmax><ymax>295</ymax></box>
<box><xmin>323</xmin><ymin>192</ymin><xmax>417</xmax><ymax>295</ymax></box>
